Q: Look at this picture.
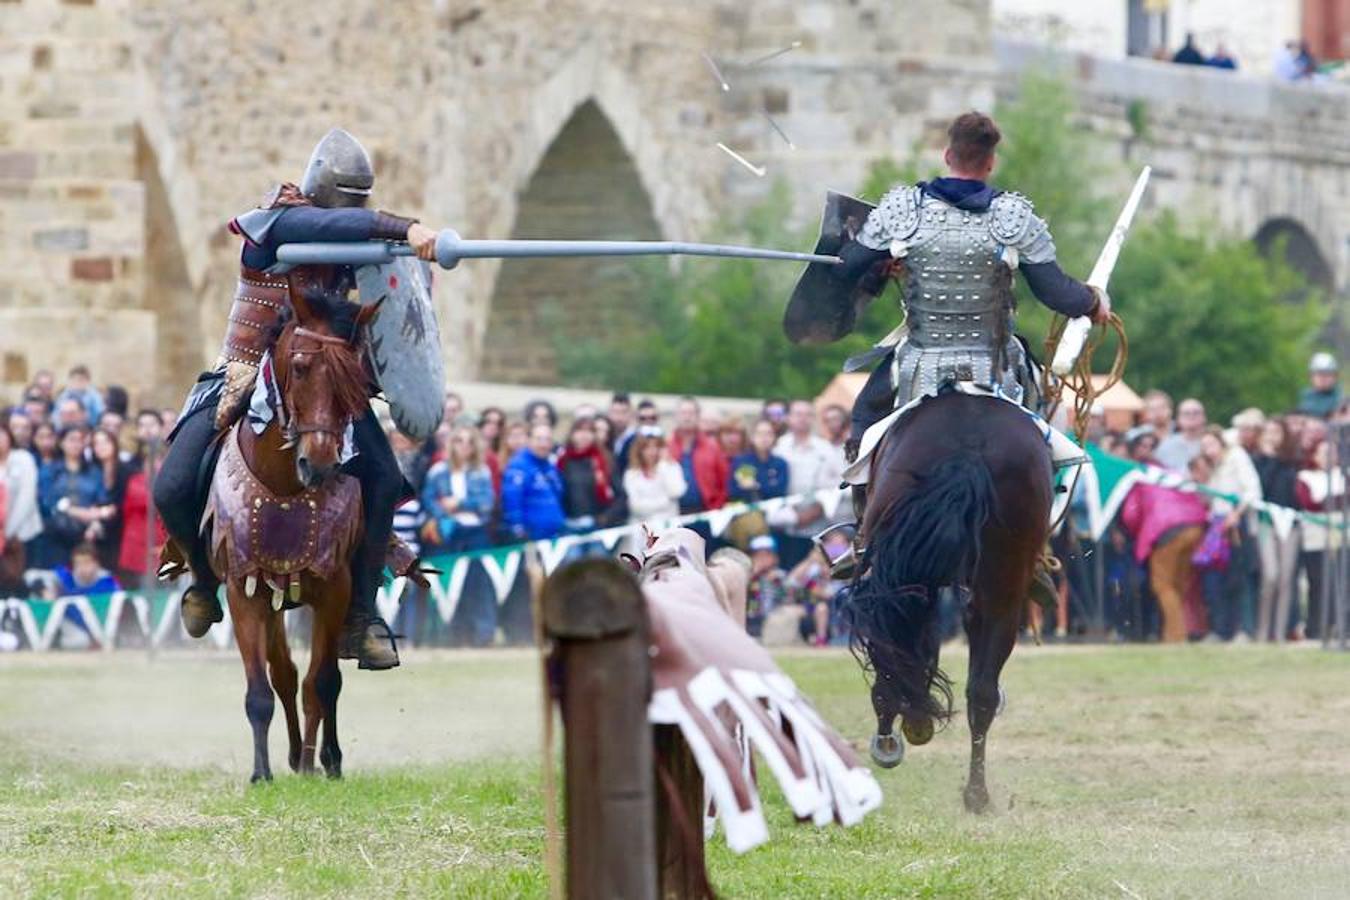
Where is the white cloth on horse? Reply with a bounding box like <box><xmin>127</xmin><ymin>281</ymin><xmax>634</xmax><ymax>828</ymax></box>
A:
<box><xmin>247</xmin><ymin>351</ymin><xmax>356</xmax><ymax>463</ymax></box>
<box><xmin>841</xmin><ymin>382</ymin><xmax>1088</xmax><ymax>489</ymax></box>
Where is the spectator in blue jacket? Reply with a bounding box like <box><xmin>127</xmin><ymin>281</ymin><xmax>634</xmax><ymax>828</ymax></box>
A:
<box><xmin>34</xmin><ymin>426</ymin><xmax>111</xmax><ymax>568</ymax></box>
<box><xmin>728</xmin><ymin>418</ymin><xmax>790</xmax><ymax>503</ymax></box>
<box><xmin>420</xmin><ymin>425</ymin><xmax>496</xmax><ymax>553</ymax></box>
<box><xmin>501</xmin><ymin>423</ymin><xmax>566</xmax><ymax>541</ymax></box>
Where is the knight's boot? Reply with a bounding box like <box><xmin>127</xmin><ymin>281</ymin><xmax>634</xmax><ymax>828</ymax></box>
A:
<box><xmin>180</xmin><ymin>585</ymin><xmax>223</xmax><ymax>638</ymax></box>
<box><xmin>339</xmin><ymin>560</ymin><xmax>400</xmax><ymax>670</ymax></box>
<box><xmin>340</xmin><ymin>615</ymin><xmax>400</xmax><ymax>670</ymax></box>
<box><xmin>827</xmin><ymin>439</ymin><xmax>869</xmax><ymax>581</ymax></box>
<box><xmin>1029</xmin><ymin>548</ymin><xmax>1062</xmax><ymax>614</ymax></box>
<box><xmin>165</xmin><ymin>539</ymin><xmax>223</xmax><ymax>639</ymax></box>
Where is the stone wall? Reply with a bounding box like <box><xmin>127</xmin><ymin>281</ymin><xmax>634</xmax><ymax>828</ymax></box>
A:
<box><xmin>997</xmin><ymin>40</ymin><xmax>1350</xmax><ymax>291</ymax></box>
<box><xmin>0</xmin><ymin>0</ymin><xmax>155</xmax><ymax>401</ymax></box>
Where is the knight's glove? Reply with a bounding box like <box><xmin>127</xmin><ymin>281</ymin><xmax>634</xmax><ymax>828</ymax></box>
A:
<box><xmin>1087</xmin><ymin>285</ymin><xmax>1112</xmax><ymax>323</ymax></box>
<box><xmin>214</xmin><ymin>360</ymin><xmax>259</xmax><ymax>430</ymax></box>
<box><xmin>371</xmin><ymin>211</ymin><xmax>419</xmax><ymax>241</ymax></box>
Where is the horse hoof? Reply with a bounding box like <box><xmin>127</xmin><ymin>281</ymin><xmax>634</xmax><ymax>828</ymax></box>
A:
<box><xmin>901</xmin><ymin>717</ymin><xmax>934</xmax><ymax>746</ymax></box>
<box><xmin>870</xmin><ymin>733</ymin><xmax>905</xmax><ymax>768</ymax></box>
<box><xmin>963</xmin><ymin>785</ymin><xmax>990</xmax><ymax>814</ymax></box>
<box><xmin>250</xmin><ymin>772</ymin><xmax>273</xmax><ymax>785</ymax></box>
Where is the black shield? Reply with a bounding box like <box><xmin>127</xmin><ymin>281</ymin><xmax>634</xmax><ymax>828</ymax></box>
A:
<box><xmin>783</xmin><ymin>192</ymin><xmax>883</xmax><ymax>345</ymax></box>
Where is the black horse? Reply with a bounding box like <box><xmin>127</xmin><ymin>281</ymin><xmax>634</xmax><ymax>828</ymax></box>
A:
<box><xmin>846</xmin><ymin>390</ymin><xmax>1052</xmax><ymax>813</ymax></box>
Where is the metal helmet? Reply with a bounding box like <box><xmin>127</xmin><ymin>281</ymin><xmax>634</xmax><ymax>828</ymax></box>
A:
<box><xmin>300</xmin><ymin>128</ymin><xmax>374</xmax><ymax>208</ymax></box>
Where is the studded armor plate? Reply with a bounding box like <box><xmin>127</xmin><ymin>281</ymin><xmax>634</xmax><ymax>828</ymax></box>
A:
<box><xmin>856</xmin><ymin>186</ymin><xmax>1054</xmax><ymax>409</ymax></box>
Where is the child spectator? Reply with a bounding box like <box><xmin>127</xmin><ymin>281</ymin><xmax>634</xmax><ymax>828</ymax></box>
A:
<box><xmin>728</xmin><ymin>419</ymin><xmax>790</xmax><ymax>503</ymax></box>
<box><xmin>49</xmin><ymin>542</ymin><xmax>118</xmax><ymax>649</ymax></box>
<box><xmin>788</xmin><ymin>530</ymin><xmax>852</xmax><ymax>647</ymax></box>
<box><xmin>745</xmin><ymin>534</ymin><xmax>790</xmax><ymax>638</ymax></box>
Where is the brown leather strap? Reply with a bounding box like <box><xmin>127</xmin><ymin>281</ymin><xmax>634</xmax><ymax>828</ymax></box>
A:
<box><xmin>218</xmin><ymin>267</ymin><xmax>291</xmax><ymax>366</ymax></box>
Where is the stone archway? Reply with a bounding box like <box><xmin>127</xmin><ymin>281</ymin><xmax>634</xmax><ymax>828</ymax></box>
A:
<box><xmin>479</xmin><ymin>100</ymin><xmax>663</xmax><ymax>385</ymax></box>
<box><xmin>1253</xmin><ymin>217</ymin><xmax>1334</xmax><ymax>292</ymax></box>
<box><xmin>136</xmin><ymin>129</ymin><xmax>202</xmax><ymax>402</ymax></box>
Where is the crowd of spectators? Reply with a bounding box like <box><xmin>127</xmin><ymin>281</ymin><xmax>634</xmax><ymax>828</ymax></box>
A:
<box><xmin>2</xmin><ymin>350</ymin><xmax>1345</xmax><ymax>651</ymax></box>
<box><xmin>1055</xmin><ymin>352</ymin><xmax>1348</xmax><ymax>645</ymax></box>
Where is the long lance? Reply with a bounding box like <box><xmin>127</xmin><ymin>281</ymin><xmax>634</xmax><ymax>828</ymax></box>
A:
<box><xmin>274</xmin><ymin>229</ymin><xmax>841</xmax><ymax>271</ymax></box>
<box><xmin>1050</xmin><ymin>165</ymin><xmax>1151</xmax><ymax>377</ymax></box>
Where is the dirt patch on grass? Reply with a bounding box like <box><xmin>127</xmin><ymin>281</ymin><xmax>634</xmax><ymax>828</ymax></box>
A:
<box><xmin>0</xmin><ymin>648</ymin><xmax>543</xmax><ymax>770</ymax></box>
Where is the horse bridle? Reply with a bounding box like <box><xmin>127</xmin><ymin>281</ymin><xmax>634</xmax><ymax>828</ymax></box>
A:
<box><xmin>277</xmin><ymin>325</ymin><xmax>358</xmax><ymax>444</ymax></box>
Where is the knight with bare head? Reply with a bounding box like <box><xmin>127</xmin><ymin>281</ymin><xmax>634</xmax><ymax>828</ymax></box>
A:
<box><xmin>791</xmin><ymin>111</ymin><xmax>1111</xmax><ymax>597</ymax></box>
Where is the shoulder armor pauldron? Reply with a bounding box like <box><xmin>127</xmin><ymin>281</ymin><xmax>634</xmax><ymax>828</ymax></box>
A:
<box><xmin>988</xmin><ymin>192</ymin><xmax>1036</xmax><ymax>244</ymax></box>
<box><xmin>858</xmin><ymin>185</ymin><xmax>923</xmax><ymax>249</ymax></box>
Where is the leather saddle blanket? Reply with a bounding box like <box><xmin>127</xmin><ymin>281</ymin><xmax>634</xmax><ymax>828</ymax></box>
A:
<box><xmin>639</xmin><ymin>528</ymin><xmax>882</xmax><ymax>853</ymax></box>
<box><xmin>202</xmin><ymin>425</ymin><xmax>362</xmax><ymax>603</ymax></box>
<box><xmin>841</xmin><ymin>380</ymin><xmax>1089</xmax><ymax>489</ymax></box>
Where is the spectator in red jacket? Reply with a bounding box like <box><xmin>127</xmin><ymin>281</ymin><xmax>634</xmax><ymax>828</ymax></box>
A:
<box><xmin>668</xmin><ymin>396</ymin><xmax>729</xmax><ymax>513</ymax></box>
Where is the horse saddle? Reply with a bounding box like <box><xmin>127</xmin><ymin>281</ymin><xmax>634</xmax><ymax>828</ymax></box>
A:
<box><xmin>841</xmin><ymin>381</ymin><xmax>1089</xmax><ymax>489</ymax></box>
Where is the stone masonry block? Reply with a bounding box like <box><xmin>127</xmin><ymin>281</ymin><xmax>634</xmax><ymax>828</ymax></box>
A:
<box><xmin>70</xmin><ymin>257</ymin><xmax>113</xmax><ymax>281</ymax></box>
<box><xmin>33</xmin><ymin>227</ymin><xmax>88</xmax><ymax>252</ymax></box>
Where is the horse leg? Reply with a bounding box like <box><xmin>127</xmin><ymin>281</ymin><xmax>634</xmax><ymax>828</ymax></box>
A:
<box><xmin>317</xmin><ymin>579</ymin><xmax>350</xmax><ymax>779</ymax></box>
<box><xmin>267</xmin><ymin>611</ymin><xmax>302</xmax><ymax>773</ymax></box>
<box><xmin>301</xmin><ymin>585</ymin><xmax>345</xmax><ymax>778</ymax></box>
<box><xmin>317</xmin><ymin>653</ymin><xmax>343</xmax><ymax>779</ymax></box>
<box><xmin>961</xmin><ymin>596</ymin><xmax>1019</xmax><ymax>814</ymax></box>
<box><xmin>229</xmin><ymin>585</ymin><xmax>274</xmax><ymax>784</ymax></box>
<box><xmin>869</xmin><ymin>679</ymin><xmax>905</xmax><ymax>768</ymax></box>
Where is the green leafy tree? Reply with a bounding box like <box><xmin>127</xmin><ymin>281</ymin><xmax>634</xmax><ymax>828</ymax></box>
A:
<box><xmin>1108</xmin><ymin>215</ymin><xmax>1324</xmax><ymax>420</ymax></box>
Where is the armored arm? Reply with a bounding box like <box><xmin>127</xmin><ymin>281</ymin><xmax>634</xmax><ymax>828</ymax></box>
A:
<box><xmin>989</xmin><ymin>193</ymin><xmax>1097</xmax><ymax>318</ymax></box>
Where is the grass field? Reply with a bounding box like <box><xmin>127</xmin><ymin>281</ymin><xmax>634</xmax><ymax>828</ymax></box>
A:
<box><xmin>2</xmin><ymin>644</ymin><xmax>1349</xmax><ymax>898</ymax></box>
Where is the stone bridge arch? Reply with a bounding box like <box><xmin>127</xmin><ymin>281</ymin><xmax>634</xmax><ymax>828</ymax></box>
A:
<box><xmin>480</xmin><ymin>100</ymin><xmax>663</xmax><ymax>384</ymax></box>
<box><xmin>1252</xmin><ymin>217</ymin><xmax>1334</xmax><ymax>293</ymax></box>
<box><xmin>431</xmin><ymin>40</ymin><xmax>720</xmax><ymax>382</ymax></box>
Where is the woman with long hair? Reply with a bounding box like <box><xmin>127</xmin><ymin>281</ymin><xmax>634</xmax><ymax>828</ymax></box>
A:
<box><xmin>557</xmin><ymin>417</ymin><xmax>617</xmax><ymax>533</ymax></box>
<box><xmin>478</xmin><ymin>406</ymin><xmax>507</xmax><ymax>493</ymax></box>
<box><xmin>35</xmin><ymin>426</ymin><xmax>110</xmax><ymax>569</ymax></box>
<box><xmin>1296</xmin><ymin>439</ymin><xmax>1345</xmax><ymax>640</ymax></box>
<box><xmin>1252</xmin><ymin>416</ymin><xmax>1302</xmax><ymax>641</ymax></box>
<box><xmin>90</xmin><ymin>427</ymin><xmax>131</xmax><ymax>570</ymax></box>
<box><xmin>420</xmin><ymin>424</ymin><xmax>498</xmax><ymax>646</ymax></box>
<box><xmin>32</xmin><ymin>421</ymin><xmax>59</xmax><ymax>468</ymax></box>
<box><xmin>623</xmin><ymin>428</ymin><xmax>686</xmax><ymax>524</ymax></box>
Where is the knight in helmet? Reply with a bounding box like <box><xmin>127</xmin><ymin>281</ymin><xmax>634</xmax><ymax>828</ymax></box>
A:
<box><xmin>820</xmin><ymin>112</ymin><xmax>1112</xmax><ymax>595</ymax></box>
<box><xmin>154</xmin><ymin>128</ymin><xmax>439</xmax><ymax>670</ymax></box>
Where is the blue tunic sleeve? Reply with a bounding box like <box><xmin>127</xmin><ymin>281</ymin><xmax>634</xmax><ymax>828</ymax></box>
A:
<box><xmin>241</xmin><ymin>207</ymin><xmax>381</xmax><ymax>270</ymax></box>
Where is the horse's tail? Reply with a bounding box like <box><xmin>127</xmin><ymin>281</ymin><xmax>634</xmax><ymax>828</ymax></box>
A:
<box><xmin>847</xmin><ymin>451</ymin><xmax>997</xmax><ymax>725</ymax></box>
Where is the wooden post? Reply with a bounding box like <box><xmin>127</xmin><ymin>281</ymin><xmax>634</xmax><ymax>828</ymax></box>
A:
<box><xmin>543</xmin><ymin>559</ymin><xmax>657</xmax><ymax>900</ymax></box>
<box><xmin>654</xmin><ymin>725</ymin><xmax>708</xmax><ymax>899</ymax></box>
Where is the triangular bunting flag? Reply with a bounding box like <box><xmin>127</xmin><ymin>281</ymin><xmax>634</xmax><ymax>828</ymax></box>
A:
<box><xmin>481</xmin><ymin>549</ymin><xmax>522</xmax><ymax>606</ymax></box>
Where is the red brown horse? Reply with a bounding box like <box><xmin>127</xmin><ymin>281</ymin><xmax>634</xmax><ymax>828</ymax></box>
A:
<box><xmin>203</xmin><ymin>293</ymin><xmax>377</xmax><ymax>782</ymax></box>
<box><xmin>846</xmin><ymin>390</ymin><xmax>1051</xmax><ymax>812</ymax></box>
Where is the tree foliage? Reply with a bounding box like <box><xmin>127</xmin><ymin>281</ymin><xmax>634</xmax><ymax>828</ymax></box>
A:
<box><xmin>553</xmin><ymin>69</ymin><xmax>1326</xmax><ymax>417</ymax></box>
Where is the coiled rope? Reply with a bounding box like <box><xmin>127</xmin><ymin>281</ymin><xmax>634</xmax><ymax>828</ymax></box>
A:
<box><xmin>1040</xmin><ymin>312</ymin><xmax>1130</xmax><ymax>445</ymax></box>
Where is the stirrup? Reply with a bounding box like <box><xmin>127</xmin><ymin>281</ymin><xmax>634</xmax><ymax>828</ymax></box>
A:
<box><xmin>814</xmin><ymin>522</ymin><xmax>863</xmax><ymax>580</ymax></box>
